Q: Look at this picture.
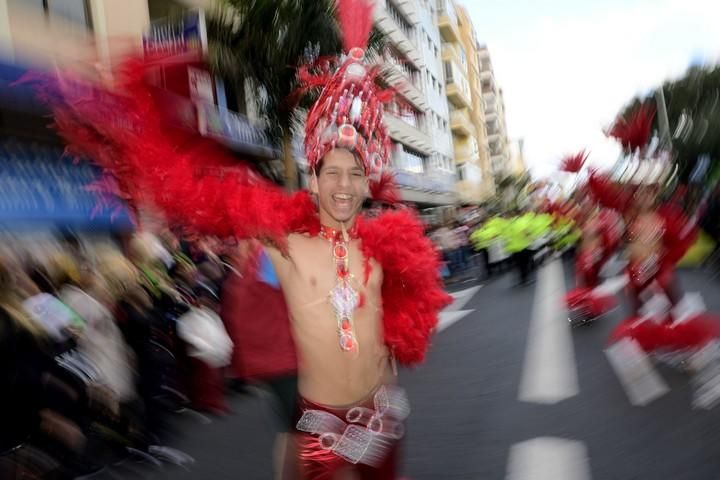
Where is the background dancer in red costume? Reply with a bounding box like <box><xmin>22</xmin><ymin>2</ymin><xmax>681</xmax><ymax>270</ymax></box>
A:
<box><xmin>560</xmin><ymin>151</ymin><xmax>623</xmax><ymax>324</ymax></box>
<box><xmin>588</xmin><ymin>106</ymin><xmax>720</xmax><ymax>353</ymax></box>
<box><xmin>26</xmin><ymin>0</ymin><xmax>451</xmax><ymax>477</ymax></box>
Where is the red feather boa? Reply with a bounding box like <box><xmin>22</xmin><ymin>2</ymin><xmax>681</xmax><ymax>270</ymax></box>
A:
<box><xmin>24</xmin><ymin>58</ymin><xmax>450</xmax><ymax>366</ymax></box>
<box><xmin>609</xmin><ymin>314</ymin><xmax>720</xmax><ymax>352</ymax></box>
<box><xmin>357</xmin><ymin>210</ymin><xmax>451</xmax><ymax>364</ymax></box>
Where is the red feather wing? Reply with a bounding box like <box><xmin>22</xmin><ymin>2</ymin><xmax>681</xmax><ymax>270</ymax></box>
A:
<box><xmin>26</xmin><ymin>57</ymin><xmax>311</xmax><ymax>245</ymax></box>
<box><xmin>358</xmin><ymin>209</ymin><xmax>451</xmax><ymax>365</ymax></box>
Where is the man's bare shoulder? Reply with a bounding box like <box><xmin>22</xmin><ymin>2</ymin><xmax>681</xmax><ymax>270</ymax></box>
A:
<box><xmin>263</xmin><ymin>233</ymin><xmax>314</xmax><ymax>270</ymax></box>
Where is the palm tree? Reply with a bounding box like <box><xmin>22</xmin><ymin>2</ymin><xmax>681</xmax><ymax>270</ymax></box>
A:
<box><xmin>206</xmin><ymin>0</ymin><xmax>385</xmax><ymax>189</ymax></box>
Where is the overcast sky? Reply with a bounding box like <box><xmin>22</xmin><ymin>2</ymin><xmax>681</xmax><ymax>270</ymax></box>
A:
<box><xmin>463</xmin><ymin>0</ymin><xmax>720</xmax><ymax>181</ymax></box>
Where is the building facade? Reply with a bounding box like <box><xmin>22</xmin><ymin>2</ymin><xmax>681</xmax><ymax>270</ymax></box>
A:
<box><xmin>436</xmin><ymin>0</ymin><xmax>494</xmax><ymax>204</ymax></box>
<box><xmin>478</xmin><ymin>44</ymin><xmax>513</xmax><ymax>179</ymax></box>
<box><xmin>373</xmin><ymin>0</ymin><xmax>457</xmax><ymax>207</ymax></box>
<box><xmin>457</xmin><ymin>4</ymin><xmax>495</xmax><ymax>201</ymax></box>
<box><xmin>0</xmin><ymin>0</ymin><xmax>280</xmax><ymax>231</ymax></box>
<box><xmin>508</xmin><ymin>138</ymin><xmax>527</xmax><ymax>176</ymax></box>
<box><xmin>0</xmin><ymin>0</ymin><xmax>149</xmax><ymax>73</ymax></box>
<box><xmin>1</xmin><ymin>0</ymin><xmax>465</xmax><ymax>210</ymax></box>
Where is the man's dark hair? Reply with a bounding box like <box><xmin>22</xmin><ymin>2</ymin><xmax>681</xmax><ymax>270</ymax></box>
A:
<box><xmin>312</xmin><ymin>148</ymin><xmax>365</xmax><ymax>176</ymax></box>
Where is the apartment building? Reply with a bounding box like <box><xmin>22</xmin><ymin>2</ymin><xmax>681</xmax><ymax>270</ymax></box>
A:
<box><xmin>436</xmin><ymin>0</ymin><xmax>495</xmax><ymax>204</ymax></box>
<box><xmin>373</xmin><ymin>0</ymin><xmax>457</xmax><ymax>207</ymax></box>
<box><xmin>478</xmin><ymin>44</ymin><xmax>513</xmax><ymax>179</ymax></box>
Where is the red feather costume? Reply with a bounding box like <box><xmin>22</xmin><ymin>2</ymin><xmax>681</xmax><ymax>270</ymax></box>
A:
<box><xmin>560</xmin><ymin>152</ymin><xmax>621</xmax><ymax>322</ymax></box>
<box><xmin>24</xmin><ymin>49</ymin><xmax>448</xmax><ymax>369</ymax></box>
<box><xmin>588</xmin><ymin>107</ymin><xmax>718</xmax><ymax>354</ymax></box>
<box><xmin>26</xmin><ymin>0</ymin><xmax>450</xmax><ymax>475</ymax></box>
<box><xmin>564</xmin><ymin>207</ymin><xmax>623</xmax><ymax>320</ymax></box>
<box><xmin>559</xmin><ymin>150</ymin><xmax>588</xmax><ymax>174</ymax></box>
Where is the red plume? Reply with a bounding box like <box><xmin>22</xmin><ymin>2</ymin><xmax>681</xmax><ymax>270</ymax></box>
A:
<box><xmin>369</xmin><ymin>171</ymin><xmax>400</xmax><ymax>205</ymax></box>
<box><xmin>560</xmin><ymin>150</ymin><xmax>588</xmax><ymax>173</ymax></box>
<box><xmin>337</xmin><ymin>0</ymin><xmax>375</xmax><ymax>52</ymax></box>
<box><xmin>607</xmin><ymin>105</ymin><xmax>656</xmax><ymax>153</ymax></box>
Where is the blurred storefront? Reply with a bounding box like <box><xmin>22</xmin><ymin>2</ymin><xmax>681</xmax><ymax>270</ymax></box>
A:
<box><xmin>0</xmin><ymin>60</ymin><xmax>134</xmax><ymax>238</ymax></box>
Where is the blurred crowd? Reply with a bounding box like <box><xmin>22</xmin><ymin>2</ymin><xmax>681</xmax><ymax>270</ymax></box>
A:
<box><xmin>428</xmin><ymin>182</ymin><xmax>720</xmax><ymax>287</ymax></box>
<box><xmin>428</xmin><ymin>208</ymin><xmax>581</xmax><ymax>286</ymax></box>
<box><xmin>0</xmin><ymin>228</ymin><xmax>296</xmax><ymax>479</ymax></box>
<box><xmin>2</xmin><ymin>184</ymin><xmax>718</xmax><ymax>479</ymax></box>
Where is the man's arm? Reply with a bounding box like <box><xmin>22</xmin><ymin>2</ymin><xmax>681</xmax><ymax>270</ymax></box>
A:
<box><xmin>262</xmin><ymin>244</ymin><xmax>294</xmax><ymax>287</ymax></box>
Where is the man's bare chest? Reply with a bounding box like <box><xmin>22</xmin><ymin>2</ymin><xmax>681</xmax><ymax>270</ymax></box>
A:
<box><xmin>284</xmin><ymin>236</ymin><xmax>382</xmax><ymax>308</ymax></box>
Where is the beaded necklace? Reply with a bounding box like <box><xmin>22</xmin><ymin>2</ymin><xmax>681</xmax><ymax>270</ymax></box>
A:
<box><xmin>319</xmin><ymin>223</ymin><xmax>360</xmax><ymax>353</ymax></box>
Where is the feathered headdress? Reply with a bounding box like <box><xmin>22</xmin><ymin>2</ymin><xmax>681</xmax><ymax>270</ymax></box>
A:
<box><xmin>606</xmin><ymin>104</ymin><xmax>656</xmax><ymax>154</ymax></box>
<box><xmin>300</xmin><ymin>0</ymin><xmax>394</xmax><ymax>180</ymax></box>
<box><xmin>559</xmin><ymin>150</ymin><xmax>589</xmax><ymax>173</ymax></box>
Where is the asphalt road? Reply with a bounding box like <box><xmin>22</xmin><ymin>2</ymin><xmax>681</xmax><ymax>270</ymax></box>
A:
<box><xmin>91</xmin><ymin>260</ymin><xmax>720</xmax><ymax>479</ymax></box>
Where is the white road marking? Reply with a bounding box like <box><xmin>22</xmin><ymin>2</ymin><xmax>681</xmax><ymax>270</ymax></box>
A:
<box><xmin>519</xmin><ymin>260</ymin><xmax>579</xmax><ymax>404</ymax></box>
<box><xmin>506</xmin><ymin>437</ymin><xmax>592</xmax><ymax>480</ymax></box>
<box><xmin>605</xmin><ymin>338</ymin><xmax>669</xmax><ymax>406</ymax></box>
<box><xmin>592</xmin><ymin>274</ymin><xmax>628</xmax><ymax>297</ymax></box>
<box><xmin>449</xmin><ymin>285</ymin><xmax>482</xmax><ymax>309</ymax></box>
<box><xmin>435</xmin><ymin>286</ymin><xmax>482</xmax><ymax>333</ymax></box>
<box><xmin>436</xmin><ymin>309</ymin><xmax>474</xmax><ymax>332</ymax></box>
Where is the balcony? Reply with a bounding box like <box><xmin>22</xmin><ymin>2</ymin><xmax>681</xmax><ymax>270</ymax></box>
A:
<box><xmin>445</xmin><ymin>71</ymin><xmax>472</xmax><ymax>109</ymax></box>
<box><xmin>388</xmin><ymin>0</ymin><xmax>420</xmax><ymax>24</ymax></box>
<box><xmin>437</xmin><ymin>0</ymin><xmax>460</xmax><ymax>43</ymax></box>
<box><xmin>441</xmin><ymin>43</ymin><xmax>464</xmax><ymax>70</ymax></box>
<box><xmin>444</xmin><ymin>59</ymin><xmax>472</xmax><ymax>108</ymax></box>
<box><xmin>196</xmin><ymin>101</ymin><xmax>278</xmax><ymax>158</ymax></box>
<box><xmin>491</xmin><ymin>153</ymin><xmax>507</xmax><ymax>168</ymax></box>
<box><xmin>454</xmin><ymin>150</ymin><xmax>473</xmax><ymax>165</ymax></box>
<box><xmin>392</xmin><ymin>166</ymin><xmax>458</xmax><ymax>205</ymax></box>
<box><xmin>487</xmin><ymin>132</ymin><xmax>503</xmax><ymax>146</ymax></box>
<box><xmin>450</xmin><ymin>108</ymin><xmax>474</xmax><ymax>137</ymax></box>
<box><xmin>375</xmin><ymin>2</ymin><xmax>423</xmax><ymax>68</ymax></box>
<box><xmin>382</xmin><ymin>56</ymin><xmax>428</xmax><ymax>111</ymax></box>
<box><xmin>446</xmin><ymin>82</ymin><xmax>471</xmax><ymax>109</ymax></box>
<box><xmin>383</xmin><ymin>114</ymin><xmax>434</xmax><ymax>156</ymax></box>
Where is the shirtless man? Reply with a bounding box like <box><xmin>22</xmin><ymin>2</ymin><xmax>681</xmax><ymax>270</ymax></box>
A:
<box><xmin>269</xmin><ymin>148</ymin><xmax>390</xmax><ymax>407</ymax></box>
<box><xmin>32</xmin><ymin>2</ymin><xmax>448</xmax><ymax>476</ymax></box>
<box><xmin>266</xmin><ymin>148</ymin><xmax>400</xmax><ymax>478</ymax></box>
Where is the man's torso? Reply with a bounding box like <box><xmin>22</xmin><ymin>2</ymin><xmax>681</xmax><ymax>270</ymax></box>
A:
<box><xmin>267</xmin><ymin>233</ymin><xmax>392</xmax><ymax>406</ymax></box>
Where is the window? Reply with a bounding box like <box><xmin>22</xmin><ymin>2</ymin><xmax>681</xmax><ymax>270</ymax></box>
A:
<box><xmin>397</xmin><ymin>147</ymin><xmax>426</xmax><ymax>174</ymax></box>
<box><xmin>385</xmin><ymin>0</ymin><xmax>415</xmax><ymax>44</ymax></box>
<box><xmin>457</xmin><ymin>163</ymin><xmax>466</xmax><ymax>181</ymax></box>
<box><xmin>444</xmin><ymin>61</ymin><xmax>453</xmax><ymax>82</ymax></box>
<box><xmin>18</xmin><ymin>0</ymin><xmax>93</xmax><ymax>29</ymax></box>
<box><xmin>470</xmin><ymin>137</ymin><xmax>479</xmax><ymax>158</ymax></box>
